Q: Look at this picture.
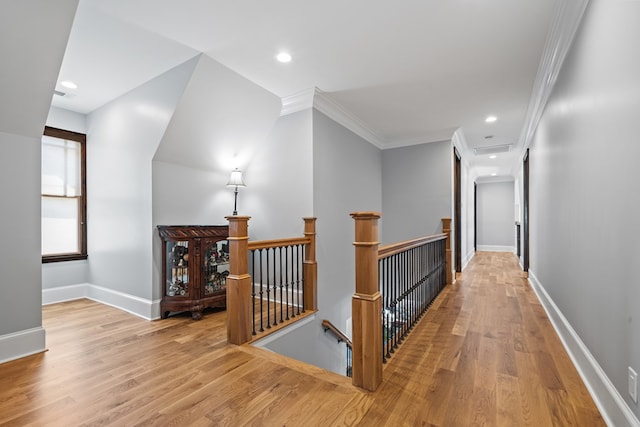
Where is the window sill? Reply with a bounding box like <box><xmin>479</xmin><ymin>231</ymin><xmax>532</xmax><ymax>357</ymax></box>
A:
<box><xmin>42</xmin><ymin>254</ymin><xmax>88</xmax><ymax>264</ymax></box>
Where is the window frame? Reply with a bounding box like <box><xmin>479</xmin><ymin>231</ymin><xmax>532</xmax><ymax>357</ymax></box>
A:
<box><xmin>42</xmin><ymin>126</ymin><xmax>87</xmax><ymax>263</ymax></box>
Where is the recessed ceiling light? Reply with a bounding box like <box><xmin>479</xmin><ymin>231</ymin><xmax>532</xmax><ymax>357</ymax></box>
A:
<box><xmin>485</xmin><ymin>115</ymin><xmax>497</xmax><ymax>123</ymax></box>
<box><xmin>276</xmin><ymin>52</ymin><xmax>292</xmax><ymax>63</ymax></box>
<box><xmin>60</xmin><ymin>80</ymin><xmax>78</xmax><ymax>89</ymax></box>
<box><xmin>489</xmin><ymin>155</ymin><xmax>497</xmax><ymax>159</ymax></box>
<box><xmin>491</xmin><ymin>173</ymin><xmax>497</xmax><ymax>176</ymax></box>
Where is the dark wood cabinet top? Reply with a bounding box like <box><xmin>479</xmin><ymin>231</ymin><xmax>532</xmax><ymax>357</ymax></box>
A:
<box><xmin>157</xmin><ymin>225</ymin><xmax>228</xmax><ymax>239</ymax></box>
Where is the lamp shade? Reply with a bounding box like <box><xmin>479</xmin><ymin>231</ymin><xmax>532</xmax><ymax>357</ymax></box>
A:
<box><xmin>226</xmin><ymin>168</ymin><xmax>246</xmax><ymax>187</ymax></box>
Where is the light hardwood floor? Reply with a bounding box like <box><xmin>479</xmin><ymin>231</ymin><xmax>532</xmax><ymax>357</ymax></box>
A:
<box><xmin>0</xmin><ymin>252</ymin><xmax>604</xmax><ymax>426</ymax></box>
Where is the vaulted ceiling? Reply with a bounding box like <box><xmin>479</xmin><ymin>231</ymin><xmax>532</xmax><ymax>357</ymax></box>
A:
<box><xmin>51</xmin><ymin>0</ymin><xmax>561</xmax><ymax>179</ymax></box>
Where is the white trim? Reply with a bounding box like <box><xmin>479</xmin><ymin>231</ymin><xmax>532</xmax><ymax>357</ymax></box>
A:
<box><xmin>42</xmin><ymin>283</ymin><xmax>88</xmax><ymax>304</ymax></box>
<box><xmin>280</xmin><ymin>87</ymin><xmax>386</xmax><ymax>148</ymax></box>
<box><xmin>476</xmin><ymin>245</ymin><xmax>515</xmax><ymax>253</ymax></box>
<box><xmin>512</xmin><ymin>0</ymin><xmax>590</xmax><ymax>175</ymax></box>
<box><xmin>312</xmin><ymin>89</ymin><xmax>386</xmax><ymax>148</ymax></box>
<box><xmin>0</xmin><ymin>327</ymin><xmax>46</xmax><ymax>364</ymax></box>
<box><xmin>43</xmin><ymin>283</ymin><xmax>161</xmax><ymax>320</ymax></box>
<box><xmin>280</xmin><ymin>88</ymin><xmax>315</xmax><ymax>116</ymax></box>
<box><xmin>280</xmin><ymin>87</ymin><xmax>458</xmax><ymax>151</ymax></box>
<box><xmin>528</xmin><ymin>270</ymin><xmax>640</xmax><ymax>427</ymax></box>
<box><xmin>252</xmin><ymin>312</ymin><xmax>317</xmax><ymax>348</ymax></box>
<box><xmin>252</xmin><ymin>282</ymin><xmax>303</xmax><ymax>306</ymax></box>
<box><xmin>475</xmin><ymin>176</ymin><xmax>516</xmax><ymax>184</ymax></box>
<box><xmin>384</xmin><ymin>133</ymin><xmax>455</xmax><ymax>150</ymax></box>
<box><xmin>462</xmin><ymin>250</ymin><xmax>475</xmax><ymax>270</ymax></box>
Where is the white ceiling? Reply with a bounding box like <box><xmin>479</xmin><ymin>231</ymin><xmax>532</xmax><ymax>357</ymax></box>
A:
<box><xmin>51</xmin><ymin>0</ymin><xmax>558</xmax><ymax>179</ymax></box>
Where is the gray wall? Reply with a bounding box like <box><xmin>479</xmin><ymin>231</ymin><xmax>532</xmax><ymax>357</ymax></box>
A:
<box><xmin>476</xmin><ymin>181</ymin><xmax>515</xmax><ymax>251</ymax></box>
<box><xmin>264</xmin><ymin>109</ymin><xmax>382</xmax><ymax>375</ymax></box>
<box><xmin>529</xmin><ymin>0</ymin><xmax>639</xmax><ymax>420</ymax></box>
<box><xmin>381</xmin><ymin>140</ymin><xmax>452</xmax><ymax>244</ymax></box>
<box><xmin>0</xmin><ymin>0</ymin><xmax>78</xmax><ymax>362</ymax></box>
<box><xmin>86</xmin><ymin>58</ymin><xmax>195</xmax><ymax>301</ymax></box>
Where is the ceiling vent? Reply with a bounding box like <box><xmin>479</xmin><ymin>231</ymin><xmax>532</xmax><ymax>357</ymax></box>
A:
<box><xmin>473</xmin><ymin>144</ymin><xmax>512</xmax><ymax>156</ymax></box>
<box><xmin>54</xmin><ymin>90</ymin><xmax>66</xmax><ymax>97</ymax></box>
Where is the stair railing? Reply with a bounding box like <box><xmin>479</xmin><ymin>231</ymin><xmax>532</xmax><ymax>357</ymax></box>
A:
<box><xmin>350</xmin><ymin>212</ymin><xmax>452</xmax><ymax>391</ymax></box>
<box><xmin>322</xmin><ymin>319</ymin><xmax>353</xmax><ymax>377</ymax></box>
<box><xmin>226</xmin><ymin>216</ymin><xmax>317</xmax><ymax>345</ymax></box>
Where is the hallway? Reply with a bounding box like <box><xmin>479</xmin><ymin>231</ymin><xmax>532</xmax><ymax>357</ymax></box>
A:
<box><xmin>0</xmin><ymin>252</ymin><xmax>605</xmax><ymax>426</ymax></box>
<box><xmin>359</xmin><ymin>251</ymin><xmax>605</xmax><ymax>425</ymax></box>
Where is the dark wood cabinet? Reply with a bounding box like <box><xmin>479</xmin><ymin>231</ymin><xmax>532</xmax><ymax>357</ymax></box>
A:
<box><xmin>158</xmin><ymin>225</ymin><xmax>229</xmax><ymax>320</ymax></box>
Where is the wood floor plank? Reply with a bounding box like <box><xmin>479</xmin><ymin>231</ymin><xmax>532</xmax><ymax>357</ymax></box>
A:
<box><xmin>0</xmin><ymin>252</ymin><xmax>606</xmax><ymax>426</ymax></box>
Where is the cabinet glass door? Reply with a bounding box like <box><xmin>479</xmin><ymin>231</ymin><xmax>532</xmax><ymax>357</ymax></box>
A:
<box><xmin>203</xmin><ymin>240</ymin><xmax>229</xmax><ymax>295</ymax></box>
<box><xmin>166</xmin><ymin>240</ymin><xmax>189</xmax><ymax>297</ymax></box>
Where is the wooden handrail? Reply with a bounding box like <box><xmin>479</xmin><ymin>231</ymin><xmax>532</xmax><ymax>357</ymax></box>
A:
<box><xmin>322</xmin><ymin>320</ymin><xmax>352</xmax><ymax>348</ymax></box>
<box><xmin>248</xmin><ymin>236</ymin><xmax>310</xmax><ymax>251</ymax></box>
<box><xmin>378</xmin><ymin>234</ymin><xmax>447</xmax><ymax>260</ymax></box>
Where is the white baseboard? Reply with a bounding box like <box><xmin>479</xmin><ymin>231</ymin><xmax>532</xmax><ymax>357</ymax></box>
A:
<box><xmin>42</xmin><ymin>283</ymin><xmax>89</xmax><ymax>304</ymax></box>
<box><xmin>252</xmin><ymin>282</ymin><xmax>303</xmax><ymax>305</ymax></box>
<box><xmin>476</xmin><ymin>245</ymin><xmax>515</xmax><ymax>253</ymax></box>
<box><xmin>0</xmin><ymin>327</ymin><xmax>46</xmax><ymax>364</ymax></box>
<box><xmin>462</xmin><ymin>250</ymin><xmax>475</xmax><ymax>270</ymax></box>
<box><xmin>43</xmin><ymin>283</ymin><xmax>161</xmax><ymax>320</ymax></box>
<box><xmin>528</xmin><ymin>270</ymin><xmax>640</xmax><ymax>427</ymax></box>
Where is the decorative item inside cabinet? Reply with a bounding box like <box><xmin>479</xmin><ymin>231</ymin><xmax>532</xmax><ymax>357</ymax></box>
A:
<box><xmin>157</xmin><ymin>225</ymin><xmax>229</xmax><ymax>320</ymax></box>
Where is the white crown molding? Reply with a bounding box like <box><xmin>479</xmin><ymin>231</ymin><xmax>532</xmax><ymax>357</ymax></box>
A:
<box><xmin>281</xmin><ymin>89</ymin><xmax>460</xmax><ymax>152</ymax></box>
<box><xmin>280</xmin><ymin>88</ymin><xmax>315</xmax><ymax>116</ymax></box>
<box><xmin>280</xmin><ymin>87</ymin><xmax>386</xmax><ymax>148</ymax></box>
<box><xmin>384</xmin><ymin>128</ymin><xmax>457</xmax><ymax>150</ymax></box>
<box><xmin>512</xmin><ymin>0</ymin><xmax>590</xmax><ymax>175</ymax></box>
<box><xmin>312</xmin><ymin>88</ymin><xmax>387</xmax><ymax>149</ymax></box>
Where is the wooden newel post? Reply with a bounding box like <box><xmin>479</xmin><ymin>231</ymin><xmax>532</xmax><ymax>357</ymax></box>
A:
<box><xmin>442</xmin><ymin>217</ymin><xmax>453</xmax><ymax>285</ymax></box>
<box><xmin>351</xmin><ymin>212</ymin><xmax>383</xmax><ymax>391</ymax></box>
<box><xmin>303</xmin><ymin>217</ymin><xmax>317</xmax><ymax>311</ymax></box>
<box><xmin>225</xmin><ymin>216</ymin><xmax>252</xmax><ymax>345</ymax></box>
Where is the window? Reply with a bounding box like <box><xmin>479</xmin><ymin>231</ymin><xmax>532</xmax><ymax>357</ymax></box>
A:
<box><xmin>42</xmin><ymin>126</ymin><xmax>87</xmax><ymax>262</ymax></box>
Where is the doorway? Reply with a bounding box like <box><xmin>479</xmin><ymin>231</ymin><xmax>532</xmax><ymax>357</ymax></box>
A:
<box><xmin>454</xmin><ymin>147</ymin><xmax>462</xmax><ymax>273</ymax></box>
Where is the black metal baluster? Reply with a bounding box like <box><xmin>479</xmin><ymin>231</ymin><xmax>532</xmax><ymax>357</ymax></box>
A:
<box><xmin>292</xmin><ymin>245</ymin><xmax>297</xmax><ymax>317</ymax></box>
<box><xmin>266</xmin><ymin>248</ymin><xmax>272</xmax><ymax>329</ymax></box>
<box><xmin>387</xmin><ymin>256</ymin><xmax>393</xmax><ymax>359</ymax></box>
<box><xmin>296</xmin><ymin>245</ymin><xmax>301</xmax><ymax>315</ymax></box>
<box><xmin>379</xmin><ymin>260</ymin><xmax>385</xmax><ymax>364</ymax></box>
<box><xmin>422</xmin><ymin>243</ymin><xmax>427</xmax><ymax>313</ymax></box>
<box><xmin>259</xmin><ymin>249</ymin><xmax>265</xmax><ymax>332</ymax></box>
<box><xmin>300</xmin><ymin>244</ymin><xmax>305</xmax><ymax>314</ymax></box>
<box><xmin>279</xmin><ymin>246</ymin><xmax>284</xmax><ymax>323</ymax></box>
<box><xmin>271</xmin><ymin>247</ymin><xmax>278</xmax><ymax>326</ymax></box>
<box><xmin>410</xmin><ymin>248</ymin><xmax>415</xmax><ymax>329</ymax></box>
<box><xmin>399</xmin><ymin>250</ymin><xmax>405</xmax><ymax>342</ymax></box>
<box><xmin>392</xmin><ymin>253</ymin><xmax>398</xmax><ymax>352</ymax></box>
<box><xmin>251</xmin><ymin>249</ymin><xmax>256</xmax><ymax>335</ymax></box>
<box><xmin>418</xmin><ymin>245</ymin><xmax>423</xmax><ymax>315</ymax></box>
<box><xmin>285</xmin><ymin>245</ymin><xmax>290</xmax><ymax>320</ymax></box>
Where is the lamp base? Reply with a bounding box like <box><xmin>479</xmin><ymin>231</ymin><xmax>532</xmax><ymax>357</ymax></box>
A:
<box><xmin>232</xmin><ymin>187</ymin><xmax>239</xmax><ymax>216</ymax></box>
